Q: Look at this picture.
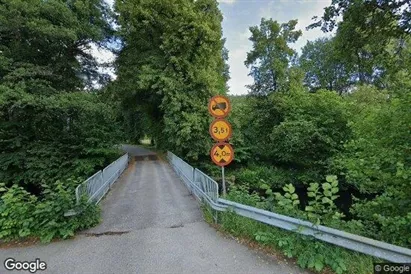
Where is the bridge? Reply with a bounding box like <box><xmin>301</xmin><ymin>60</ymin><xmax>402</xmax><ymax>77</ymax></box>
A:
<box><xmin>0</xmin><ymin>145</ymin><xmax>306</xmax><ymax>274</ymax></box>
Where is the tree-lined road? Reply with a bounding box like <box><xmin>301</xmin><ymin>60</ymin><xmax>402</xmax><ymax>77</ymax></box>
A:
<box><xmin>0</xmin><ymin>146</ymin><xmax>306</xmax><ymax>274</ymax></box>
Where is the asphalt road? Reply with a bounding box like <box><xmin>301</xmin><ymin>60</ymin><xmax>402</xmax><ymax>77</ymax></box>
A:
<box><xmin>0</xmin><ymin>146</ymin><xmax>307</xmax><ymax>274</ymax></box>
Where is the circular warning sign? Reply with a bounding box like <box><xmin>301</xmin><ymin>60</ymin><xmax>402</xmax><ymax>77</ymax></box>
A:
<box><xmin>210</xmin><ymin>143</ymin><xmax>234</xmax><ymax>167</ymax></box>
<box><xmin>209</xmin><ymin>119</ymin><xmax>232</xmax><ymax>142</ymax></box>
<box><xmin>208</xmin><ymin>95</ymin><xmax>231</xmax><ymax>118</ymax></box>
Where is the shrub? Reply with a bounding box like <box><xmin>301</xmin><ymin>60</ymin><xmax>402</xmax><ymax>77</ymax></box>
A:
<box><xmin>0</xmin><ymin>180</ymin><xmax>100</xmax><ymax>243</ymax></box>
<box><xmin>214</xmin><ymin>188</ymin><xmax>374</xmax><ymax>274</ymax></box>
<box><xmin>332</xmin><ymin>88</ymin><xmax>411</xmax><ymax>248</ymax></box>
<box><xmin>234</xmin><ymin>165</ymin><xmax>303</xmax><ymax>189</ymax></box>
<box><xmin>0</xmin><ymin>87</ymin><xmax>122</xmax><ymax>191</ymax></box>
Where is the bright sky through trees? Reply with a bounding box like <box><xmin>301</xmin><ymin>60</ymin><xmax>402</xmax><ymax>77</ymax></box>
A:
<box><xmin>100</xmin><ymin>0</ymin><xmax>332</xmax><ymax>95</ymax></box>
<box><xmin>218</xmin><ymin>0</ymin><xmax>333</xmax><ymax>95</ymax></box>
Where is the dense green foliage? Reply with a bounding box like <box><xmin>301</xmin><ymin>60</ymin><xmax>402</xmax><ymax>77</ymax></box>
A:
<box><xmin>0</xmin><ymin>0</ymin><xmax>119</xmax><ymax>187</ymax></box>
<box><xmin>0</xmin><ymin>0</ymin><xmax>113</xmax><ymax>91</ymax></box>
<box><xmin>245</xmin><ymin>19</ymin><xmax>302</xmax><ymax>95</ymax></box>
<box><xmin>307</xmin><ymin>1</ymin><xmax>411</xmax><ymax>89</ymax></box>
<box><xmin>113</xmin><ymin>0</ymin><xmax>227</xmax><ymax>161</ymax></box>
<box><xmin>222</xmin><ymin>6</ymin><xmax>411</xmax><ymax>253</ymax></box>
<box><xmin>0</xmin><ymin>180</ymin><xmax>100</xmax><ymax>243</ymax></box>
<box><xmin>300</xmin><ymin>38</ymin><xmax>351</xmax><ymax>93</ymax></box>
<box><xmin>0</xmin><ymin>0</ymin><xmax>119</xmax><ymax>242</ymax></box>
<box><xmin>309</xmin><ymin>0</ymin><xmax>410</xmax><ymax>37</ymax></box>
<box><xmin>0</xmin><ymin>0</ymin><xmax>409</xmax><ymax>268</ymax></box>
<box><xmin>332</xmin><ymin>87</ymin><xmax>411</xmax><ymax>246</ymax></box>
<box><xmin>230</xmin><ymin>90</ymin><xmax>351</xmax><ymax>186</ymax></box>
<box><xmin>204</xmin><ymin>190</ymin><xmax>374</xmax><ymax>274</ymax></box>
<box><xmin>228</xmin><ymin>87</ymin><xmax>410</xmax><ymax>249</ymax></box>
<box><xmin>0</xmin><ymin>88</ymin><xmax>121</xmax><ymax>188</ymax></box>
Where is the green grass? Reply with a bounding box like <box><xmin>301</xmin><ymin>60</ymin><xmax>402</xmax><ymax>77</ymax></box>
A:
<box><xmin>202</xmin><ymin>206</ymin><xmax>375</xmax><ymax>274</ymax></box>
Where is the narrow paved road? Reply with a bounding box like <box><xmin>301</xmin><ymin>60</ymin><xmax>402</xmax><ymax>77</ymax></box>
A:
<box><xmin>0</xmin><ymin>146</ymin><xmax>307</xmax><ymax>274</ymax></box>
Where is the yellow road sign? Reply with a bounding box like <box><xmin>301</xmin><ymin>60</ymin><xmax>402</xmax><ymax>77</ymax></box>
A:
<box><xmin>208</xmin><ymin>95</ymin><xmax>231</xmax><ymax>118</ymax></box>
<box><xmin>209</xmin><ymin>119</ymin><xmax>232</xmax><ymax>142</ymax></box>
<box><xmin>210</xmin><ymin>143</ymin><xmax>234</xmax><ymax>167</ymax></box>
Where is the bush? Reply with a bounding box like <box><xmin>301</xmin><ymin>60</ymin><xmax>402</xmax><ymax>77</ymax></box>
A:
<box><xmin>234</xmin><ymin>166</ymin><xmax>290</xmax><ymax>189</ymax></box>
<box><xmin>268</xmin><ymin>90</ymin><xmax>350</xmax><ymax>169</ymax></box>
<box><xmin>332</xmin><ymin>87</ymin><xmax>411</xmax><ymax>248</ymax></box>
<box><xmin>0</xmin><ymin>180</ymin><xmax>100</xmax><ymax>243</ymax></box>
<box><xmin>213</xmin><ymin>190</ymin><xmax>374</xmax><ymax>274</ymax></box>
<box><xmin>234</xmin><ymin>165</ymin><xmax>321</xmax><ymax>190</ymax></box>
<box><xmin>0</xmin><ymin>86</ymin><xmax>122</xmax><ymax>190</ymax></box>
<box><xmin>243</xmin><ymin>90</ymin><xmax>350</xmax><ymax>172</ymax></box>
<box><xmin>225</xmin><ymin>86</ymin><xmax>411</xmax><ymax>249</ymax></box>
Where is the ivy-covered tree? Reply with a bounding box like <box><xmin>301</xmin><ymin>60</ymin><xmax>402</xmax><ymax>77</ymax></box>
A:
<box><xmin>245</xmin><ymin>19</ymin><xmax>302</xmax><ymax>95</ymax></box>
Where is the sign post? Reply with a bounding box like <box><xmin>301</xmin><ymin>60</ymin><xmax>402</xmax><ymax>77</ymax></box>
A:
<box><xmin>222</xmin><ymin>166</ymin><xmax>225</xmax><ymax>197</ymax></box>
<box><xmin>208</xmin><ymin>95</ymin><xmax>234</xmax><ymax>197</ymax></box>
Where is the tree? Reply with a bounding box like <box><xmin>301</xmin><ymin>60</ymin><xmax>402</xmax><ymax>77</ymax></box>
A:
<box><xmin>309</xmin><ymin>0</ymin><xmax>410</xmax><ymax>37</ymax></box>
<box><xmin>222</xmin><ymin>39</ymin><xmax>231</xmax><ymax>90</ymax></box>
<box><xmin>309</xmin><ymin>0</ymin><xmax>411</xmax><ymax>87</ymax></box>
<box><xmin>0</xmin><ymin>0</ymin><xmax>114</xmax><ymax>92</ymax></box>
<box><xmin>0</xmin><ymin>88</ymin><xmax>121</xmax><ymax>187</ymax></box>
<box><xmin>0</xmin><ymin>0</ymin><xmax>118</xmax><ymax>188</ymax></box>
<box><xmin>300</xmin><ymin>37</ymin><xmax>351</xmax><ymax>93</ymax></box>
<box><xmin>245</xmin><ymin>19</ymin><xmax>302</xmax><ymax>95</ymax></box>
<box><xmin>331</xmin><ymin>86</ymin><xmax>411</xmax><ymax>247</ymax></box>
<box><xmin>0</xmin><ymin>0</ymin><xmax>118</xmax><ymax>243</ymax></box>
<box><xmin>334</xmin><ymin>5</ymin><xmax>389</xmax><ymax>85</ymax></box>
<box><xmin>381</xmin><ymin>36</ymin><xmax>411</xmax><ymax>89</ymax></box>
<box><xmin>114</xmin><ymin>0</ymin><xmax>227</xmax><ymax>160</ymax></box>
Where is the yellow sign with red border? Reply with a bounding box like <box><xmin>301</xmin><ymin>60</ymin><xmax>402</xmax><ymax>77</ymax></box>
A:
<box><xmin>209</xmin><ymin>119</ymin><xmax>232</xmax><ymax>142</ymax></box>
<box><xmin>210</xmin><ymin>143</ymin><xmax>234</xmax><ymax>167</ymax></box>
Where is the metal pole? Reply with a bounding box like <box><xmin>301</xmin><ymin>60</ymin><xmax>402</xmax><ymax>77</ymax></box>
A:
<box><xmin>222</xmin><ymin>166</ymin><xmax>226</xmax><ymax>197</ymax></box>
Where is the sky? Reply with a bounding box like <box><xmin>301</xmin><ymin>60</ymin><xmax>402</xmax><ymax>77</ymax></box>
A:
<box><xmin>100</xmin><ymin>0</ymin><xmax>333</xmax><ymax>94</ymax></box>
<box><xmin>218</xmin><ymin>0</ymin><xmax>333</xmax><ymax>95</ymax></box>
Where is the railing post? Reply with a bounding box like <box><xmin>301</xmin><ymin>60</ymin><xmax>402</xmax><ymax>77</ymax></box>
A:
<box><xmin>192</xmin><ymin>168</ymin><xmax>196</xmax><ymax>183</ymax></box>
<box><xmin>75</xmin><ymin>186</ymin><xmax>80</xmax><ymax>205</ymax></box>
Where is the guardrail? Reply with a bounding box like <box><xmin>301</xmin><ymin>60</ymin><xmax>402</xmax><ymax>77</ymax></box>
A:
<box><xmin>167</xmin><ymin>151</ymin><xmax>219</xmax><ymax>203</ymax></box>
<box><xmin>75</xmin><ymin>154</ymin><xmax>129</xmax><ymax>204</ymax></box>
<box><xmin>194</xmin><ymin>168</ymin><xmax>219</xmax><ymax>202</ymax></box>
<box><xmin>167</xmin><ymin>151</ymin><xmax>411</xmax><ymax>263</ymax></box>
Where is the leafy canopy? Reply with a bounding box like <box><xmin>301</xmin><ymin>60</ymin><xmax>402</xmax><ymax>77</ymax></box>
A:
<box><xmin>114</xmin><ymin>0</ymin><xmax>227</xmax><ymax>160</ymax></box>
<box><xmin>0</xmin><ymin>0</ymin><xmax>114</xmax><ymax>92</ymax></box>
<box><xmin>245</xmin><ymin>18</ymin><xmax>302</xmax><ymax>95</ymax></box>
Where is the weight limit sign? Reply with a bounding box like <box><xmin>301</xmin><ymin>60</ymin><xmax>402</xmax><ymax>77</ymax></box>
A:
<box><xmin>209</xmin><ymin>119</ymin><xmax>232</xmax><ymax>142</ymax></box>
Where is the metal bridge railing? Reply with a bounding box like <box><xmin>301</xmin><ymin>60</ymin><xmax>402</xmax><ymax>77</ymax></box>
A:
<box><xmin>194</xmin><ymin>168</ymin><xmax>219</xmax><ymax>202</ymax></box>
<box><xmin>167</xmin><ymin>151</ymin><xmax>219</xmax><ymax>203</ymax></box>
<box><xmin>75</xmin><ymin>154</ymin><xmax>129</xmax><ymax>204</ymax></box>
<box><xmin>167</xmin><ymin>151</ymin><xmax>411</xmax><ymax>263</ymax></box>
<box><xmin>168</xmin><ymin>151</ymin><xmax>195</xmax><ymax>193</ymax></box>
